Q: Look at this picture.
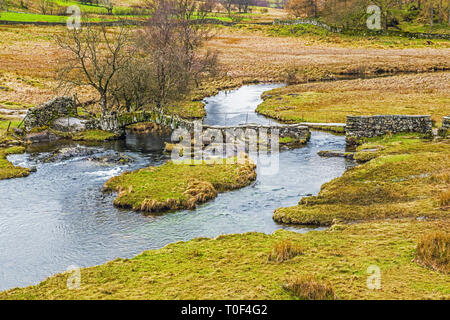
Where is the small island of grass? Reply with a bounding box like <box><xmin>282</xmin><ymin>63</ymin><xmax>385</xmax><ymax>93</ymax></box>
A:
<box><xmin>104</xmin><ymin>159</ymin><xmax>257</xmax><ymax>214</ymax></box>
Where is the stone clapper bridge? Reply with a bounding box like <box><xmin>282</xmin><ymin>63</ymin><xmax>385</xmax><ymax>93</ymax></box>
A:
<box><xmin>21</xmin><ymin>96</ymin><xmax>312</xmax><ymax>146</ymax></box>
<box><xmin>93</xmin><ymin>110</ymin><xmax>313</xmax><ymax>148</ymax></box>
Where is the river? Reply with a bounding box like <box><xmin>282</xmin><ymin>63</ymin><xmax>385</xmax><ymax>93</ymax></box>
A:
<box><xmin>0</xmin><ymin>84</ymin><xmax>352</xmax><ymax>290</ymax></box>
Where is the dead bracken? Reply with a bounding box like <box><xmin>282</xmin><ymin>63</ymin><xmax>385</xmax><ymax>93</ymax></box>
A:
<box><xmin>267</xmin><ymin>240</ymin><xmax>303</xmax><ymax>262</ymax></box>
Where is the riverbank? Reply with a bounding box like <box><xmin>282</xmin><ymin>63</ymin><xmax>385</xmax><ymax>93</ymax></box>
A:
<box><xmin>0</xmin><ymin>146</ymin><xmax>29</xmax><ymax>179</ymax></box>
<box><xmin>274</xmin><ymin>133</ymin><xmax>449</xmax><ymax>226</ymax></box>
<box><xmin>1</xmin><ymin>218</ymin><xmax>448</xmax><ymax>299</ymax></box>
<box><xmin>256</xmin><ymin>72</ymin><xmax>450</xmax><ymax>126</ymax></box>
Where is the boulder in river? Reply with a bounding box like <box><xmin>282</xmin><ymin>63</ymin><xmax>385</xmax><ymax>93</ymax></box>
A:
<box><xmin>34</xmin><ymin>146</ymin><xmax>133</xmax><ymax>164</ymax></box>
<box><xmin>35</xmin><ymin>146</ymin><xmax>96</xmax><ymax>163</ymax></box>
<box><xmin>87</xmin><ymin>152</ymin><xmax>134</xmax><ymax>165</ymax></box>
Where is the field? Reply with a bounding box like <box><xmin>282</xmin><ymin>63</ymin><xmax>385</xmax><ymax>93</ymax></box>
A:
<box><xmin>257</xmin><ymin>72</ymin><xmax>450</xmax><ymax>125</ymax></box>
<box><xmin>1</xmin><ymin>23</ymin><xmax>449</xmax><ymax>123</ymax></box>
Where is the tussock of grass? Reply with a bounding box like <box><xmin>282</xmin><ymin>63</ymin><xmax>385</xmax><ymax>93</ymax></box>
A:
<box><xmin>72</xmin><ymin>130</ymin><xmax>120</xmax><ymax>142</ymax></box>
<box><xmin>0</xmin><ymin>146</ymin><xmax>30</xmax><ymax>180</ymax></box>
<box><xmin>274</xmin><ymin>134</ymin><xmax>450</xmax><ymax>226</ymax></box>
<box><xmin>415</xmin><ymin>231</ymin><xmax>450</xmax><ymax>274</ymax></box>
<box><xmin>104</xmin><ymin>160</ymin><xmax>257</xmax><ymax>214</ymax></box>
<box><xmin>267</xmin><ymin>240</ymin><xmax>303</xmax><ymax>262</ymax></box>
<box><xmin>283</xmin><ymin>275</ymin><xmax>336</xmax><ymax>300</ymax></box>
<box><xmin>2</xmin><ymin>219</ymin><xmax>448</xmax><ymax>300</ymax></box>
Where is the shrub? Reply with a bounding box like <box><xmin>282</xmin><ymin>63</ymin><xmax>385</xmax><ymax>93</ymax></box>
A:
<box><xmin>283</xmin><ymin>275</ymin><xmax>336</xmax><ymax>300</ymax></box>
<box><xmin>267</xmin><ymin>240</ymin><xmax>303</xmax><ymax>262</ymax></box>
<box><xmin>415</xmin><ymin>231</ymin><xmax>450</xmax><ymax>273</ymax></box>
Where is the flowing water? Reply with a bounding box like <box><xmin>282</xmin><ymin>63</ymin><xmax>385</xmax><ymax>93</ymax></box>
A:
<box><xmin>0</xmin><ymin>84</ymin><xmax>352</xmax><ymax>291</ymax></box>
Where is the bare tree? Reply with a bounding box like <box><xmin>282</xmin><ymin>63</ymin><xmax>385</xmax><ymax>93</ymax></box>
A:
<box><xmin>285</xmin><ymin>0</ymin><xmax>319</xmax><ymax>18</ymax></box>
<box><xmin>111</xmin><ymin>57</ymin><xmax>154</xmax><ymax>113</ymax></box>
<box><xmin>200</xmin><ymin>0</ymin><xmax>217</xmax><ymax>13</ymax></box>
<box><xmin>56</xmin><ymin>23</ymin><xmax>133</xmax><ymax>116</ymax></box>
<box><xmin>139</xmin><ymin>0</ymin><xmax>218</xmax><ymax>108</ymax></box>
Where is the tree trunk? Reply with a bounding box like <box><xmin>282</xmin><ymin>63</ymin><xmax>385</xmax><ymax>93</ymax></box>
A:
<box><xmin>430</xmin><ymin>6</ymin><xmax>434</xmax><ymax>26</ymax></box>
<box><xmin>101</xmin><ymin>95</ymin><xmax>107</xmax><ymax>116</ymax></box>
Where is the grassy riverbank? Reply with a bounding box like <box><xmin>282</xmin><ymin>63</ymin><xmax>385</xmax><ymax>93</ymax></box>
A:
<box><xmin>256</xmin><ymin>72</ymin><xmax>450</xmax><ymax>125</ymax></box>
<box><xmin>274</xmin><ymin>133</ymin><xmax>450</xmax><ymax>226</ymax></box>
<box><xmin>1</xmin><ymin>218</ymin><xmax>448</xmax><ymax>300</ymax></box>
<box><xmin>104</xmin><ymin>159</ymin><xmax>257</xmax><ymax>213</ymax></box>
<box><xmin>0</xmin><ymin>146</ymin><xmax>29</xmax><ymax>180</ymax></box>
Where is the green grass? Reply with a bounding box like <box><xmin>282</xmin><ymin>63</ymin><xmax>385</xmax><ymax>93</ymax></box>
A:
<box><xmin>0</xmin><ymin>12</ymin><xmax>68</xmax><ymax>23</ymax></box>
<box><xmin>279</xmin><ymin>133</ymin><xmax>310</xmax><ymax>147</ymax></box>
<box><xmin>104</xmin><ymin>159</ymin><xmax>257</xmax><ymax>213</ymax></box>
<box><xmin>274</xmin><ymin>134</ymin><xmax>450</xmax><ymax>226</ymax></box>
<box><xmin>72</xmin><ymin>130</ymin><xmax>120</xmax><ymax>142</ymax></box>
<box><xmin>256</xmin><ymin>73</ymin><xmax>450</xmax><ymax>126</ymax></box>
<box><xmin>398</xmin><ymin>22</ymin><xmax>450</xmax><ymax>35</ymax></box>
<box><xmin>1</xmin><ymin>218</ymin><xmax>448</xmax><ymax>299</ymax></box>
<box><xmin>0</xmin><ymin>146</ymin><xmax>30</xmax><ymax>180</ymax></box>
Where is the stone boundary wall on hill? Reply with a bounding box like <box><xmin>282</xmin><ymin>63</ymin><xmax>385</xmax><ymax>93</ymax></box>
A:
<box><xmin>439</xmin><ymin>116</ymin><xmax>450</xmax><ymax>137</ymax></box>
<box><xmin>346</xmin><ymin>115</ymin><xmax>433</xmax><ymax>142</ymax></box>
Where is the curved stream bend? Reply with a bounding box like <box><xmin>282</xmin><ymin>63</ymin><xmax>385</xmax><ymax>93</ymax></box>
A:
<box><xmin>0</xmin><ymin>84</ymin><xmax>352</xmax><ymax>290</ymax></box>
